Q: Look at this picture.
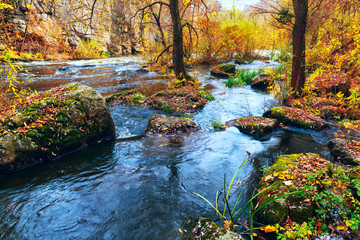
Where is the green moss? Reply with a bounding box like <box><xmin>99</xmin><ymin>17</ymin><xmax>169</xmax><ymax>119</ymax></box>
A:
<box><xmin>25</xmin><ymin>131</ymin><xmax>37</xmax><ymax>138</ymax></box>
<box><xmin>219</xmin><ymin>63</ymin><xmax>236</xmax><ymax>73</ymax></box>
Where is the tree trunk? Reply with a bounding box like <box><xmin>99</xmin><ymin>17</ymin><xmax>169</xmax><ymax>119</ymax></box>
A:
<box><xmin>291</xmin><ymin>0</ymin><xmax>308</xmax><ymax>95</ymax></box>
<box><xmin>169</xmin><ymin>0</ymin><xmax>192</xmax><ymax>82</ymax></box>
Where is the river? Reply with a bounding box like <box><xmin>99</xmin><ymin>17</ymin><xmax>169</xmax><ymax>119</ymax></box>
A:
<box><xmin>0</xmin><ymin>57</ymin><xmax>331</xmax><ymax>239</ymax></box>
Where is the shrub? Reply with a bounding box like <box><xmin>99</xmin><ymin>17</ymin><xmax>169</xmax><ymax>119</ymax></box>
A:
<box><xmin>225</xmin><ymin>69</ymin><xmax>261</xmax><ymax>88</ymax></box>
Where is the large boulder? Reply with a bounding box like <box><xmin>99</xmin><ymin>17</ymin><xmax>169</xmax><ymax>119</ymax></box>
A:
<box><xmin>225</xmin><ymin>117</ymin><xmax>277</xmax><ymax>139</ymax></box>
<box><xmin>182</xmin><ymin>217</ymin><xmax>246</xmax><ymax>240</ymax></box>
<box><xmin>328</xmin><ymin>138</ymin><xmax>360</xmax><ymax>165</ymax></box>
<box><xmin>210</xmin><ymin>64</ymin><xmax>236</xmax><ymax>78</ymax></box>
<box><xmin>255</xmin><ymin>153</ymin><xmax>328</xmax><ymax>225</ymax></box>
<box><xmin>309</xmin><ymin>70</ymin><xmax>351</xmax><ymax>96</ymax></box>
<box><xmin>146</xmin><ymin>114</ymin><xmax>200</xmax><ymax>134</ymax></box>
<box><xmin>0</xmin><ymin>83</ymin><xmax>115</xmax><ymax>174</ymax></box>
<box><xmin>263</xmin><ymin>107</ymin><xmax>328</xmax><ymax>130</ymax></box>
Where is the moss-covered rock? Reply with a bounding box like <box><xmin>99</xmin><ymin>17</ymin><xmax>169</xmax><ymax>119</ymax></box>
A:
<box><xmin>263</xmin><ymin>107</ymin><xmax>328</xmax><ymax>130</ymax></box>
<box><xmin>328</xmin><ymin>138</ymin><xmax>360</xmax><ymax>165</ymax></box>
<box><xmin>210</xmin><ymin>64</ymin><xmax>236</xmax><ymax>78</ymax></box>
<box><xmin>251</xmin><ymin>74</ymin><xmax>272</xmax><ymax>91</ymax></box>
<box><xmin>255</xmin><ymin>153</ymin><xmax>330</xmax><ymax>225</ymax></box>
<box><xmin>0</xmin><ymin>83</ymin><xmax>115</xmax><ymax>174</ymax></box>
<box><xmin>107</xmin><ymin>87</ymin><xmax>210</xmax><ymax>113</ymax></box>
<box><xmin>146</xmin><ymin>114</ymin><xmax>200</xmax><ymax>134</ymax></box>
<box><xmin>225</xmin><ymin>117</ymin><xmax>277</xmax><ymax>139</ymax></box>
<box><xmin>145</xmin><ymin>87</ymin><xmax>209</xmax><ymax>113</ymax></box>
<box><xmin>105</xmin><ymin>89</ymin><xmax>147</xmax><ymax>106</ymax></box>
<box><xmin>182</xmin><ymin>217</ymin><xmax>246</xmax><ymax>240</ymax></box>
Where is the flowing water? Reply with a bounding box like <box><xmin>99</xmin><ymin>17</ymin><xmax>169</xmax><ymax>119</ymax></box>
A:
<box><xmin>0</xmin><ymin>57</ymin><xmax>332</xmax><ymax>239</ymax></box>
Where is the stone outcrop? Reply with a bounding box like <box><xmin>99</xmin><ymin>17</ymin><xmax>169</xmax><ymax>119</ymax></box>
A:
<box><xmin>0</xmin><ymin>83</ymin><xmax>115</xmax><ymax>174</ymax></box>
<box><xmin>328</xmin><ymin>138</ymin><xmax>360</xmax><ymax>165</ymax></box>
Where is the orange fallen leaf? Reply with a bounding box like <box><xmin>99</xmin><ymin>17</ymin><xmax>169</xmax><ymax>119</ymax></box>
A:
<box><xmin>261</xmin><ymin>225</ymin><xmax>276</xmax><ymax>233</ymax></box>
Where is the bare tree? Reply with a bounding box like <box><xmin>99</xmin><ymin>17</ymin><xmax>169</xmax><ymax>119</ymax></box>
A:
<box><xmin>132</xmin><ymin>0</ymin><xmax>208</xmax><ymax>83</ymax></box>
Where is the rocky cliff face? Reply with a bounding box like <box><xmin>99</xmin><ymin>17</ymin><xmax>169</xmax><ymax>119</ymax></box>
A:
<box><xmin>1</xmin><ymin>0</ymin><xmax>139</xmax><ymax>57</ymax></box>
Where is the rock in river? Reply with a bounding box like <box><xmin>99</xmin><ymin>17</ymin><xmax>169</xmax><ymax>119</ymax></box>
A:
<box><xmin>182</xmin><ymin>217</ymin><xmax>246</xmax><ymax>240</ymax></box>
<box><xmin>251</xmin><ymin>74</ymin><xmax>272</xmax><ymax>91</ymax></box>
<box><xmin>225</xmin><ymin>116</ymin><xmax>277</xmax><ymax>139</ymax></box>
<box><xmin>210</xmin><ymin>63</ymin><xmax>236</xmax><ymax>78</ymax></box>
<box><xmin>0</xmin><ymin>83</ymin><xmax>115</xmax><ymax>175</ymax></box>
<box><xmin>146</xmin><ymin>114</ymin><xmax>200</xmax><ymax>134</ymax></box>
<box><xmin>263</xmin><ymin>107</ymin><xmax>328</xmax><ymax>130</ymax></box>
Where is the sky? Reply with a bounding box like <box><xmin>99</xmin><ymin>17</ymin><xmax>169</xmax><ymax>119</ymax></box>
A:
<box><xmin>219</xmin><ymin>0</ymin><xmax>260</xmax><ymax>10</ymax></box>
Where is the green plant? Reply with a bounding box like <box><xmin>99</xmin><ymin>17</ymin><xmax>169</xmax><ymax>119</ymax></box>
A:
<box><xmin>275</xmin><ymin>222</ymin><xmax>313</xmax><ymax>240</ymax></box>
<box><xmin>0</xmin><ymin>53</ymin><xmax>36</xmax><ymax>110</ymax></box>
<box><xmin>225</xmin><ymin>69</ymin><xmax>261</xmax><ymax>88</ymax></box>
<box><xmin>211</xmin><ymin>118</ymin><xmax>224</xmax><ymax>130</ymax></box>
<box><xmin>193</xmin><ymin>158</ymin><xmax>300</xmax><ymax>239</ymax></box>
<box><xmin>198</xmin><ymin>90</ymin><xmax>214</xmax><ymax>101</ymax></box>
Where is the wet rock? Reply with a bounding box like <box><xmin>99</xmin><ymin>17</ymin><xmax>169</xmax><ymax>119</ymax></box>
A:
<box><xmin>328</xmin><ymin>138</ymin><xmax>360</xmax><ymax>165</ymax></box>
<box><xmin>107</xmin><ymin>87</ymin><xmax>210</xmax><ymax>113</ymax></box>
<box><xmin>255</xmin><ymin>153</ymin><xmax>329</xmax><ymax>225</ymax></box>
<box><xmin>225</xmin><ymin>117</ymin><xmax>277</xmax><ymax>139</ymax></box>
<box><xmin>251</xmin><ymin>74</ymin><xmax>272</xmax><ymax>91</ymax></box>
<box><xmin>210</xmin><ymin>64</ymin><xmax>236</xmax><ymax>78</ymax></box>
<box><xmin>0</xmin><ymin>83</ymin><xmax>115</xmax><ymax>175</ymax></box>
<box><xmin>263</xmin><ymin>107</ymin><xmax>328</xmax><ymax>130</ymax></box>
<box><xmin>182</xmin><ymin>217</ymin><xmax>246</xmax><ymax>240</ymax></box>
<box><xmin>146</xmin><ymin>114</ymin><xmax>200</xmax><ymax>134</ymax></box>
<box><xmin>310</xmin><ymin>70</ymin><xmax>351</xmax><ymax>96</ymax></box>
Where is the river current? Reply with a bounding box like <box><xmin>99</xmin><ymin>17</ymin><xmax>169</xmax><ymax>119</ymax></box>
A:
<box><xmin>0</xmin><ymin>57</ymin><xmax>331</xmax><ymax>239</ymax></box>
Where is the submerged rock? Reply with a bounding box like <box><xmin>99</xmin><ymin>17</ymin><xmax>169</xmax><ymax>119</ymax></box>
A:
<box><xmin>263</xmin><ymin>107</ymin><xmax>328</xmax><ymax>130</ymax></box>
<box><xmin>328</xmin><ymin>138</ymin><xmax>360</xmax><ymax>165</ymax></box>
<box><xmin>251</xmin><ymin>74</ymin><xmax>272</xmax><ymax>91</ymax></box>
<box><xmin>255</xmin><ymin>153</ymin><xmax>329</xmax><ymax>225</ymax></box>
<box><xmin>146</xmin><ymin>114</ymin><xmax>200</xmax><ymax>134</ymax></box>
<box><xmin>225</xmin><ymin>117</ymin><xmax>277</xmax><ymax>139</ymax></box>
<box><xmin>210</xmin><ymin>64</ymin><xmax>236</xmax><ymax>78</ymax></box>
<box><xmin>182</xmin><ymin>217</ymin><xmax>246</xmax><ymax>240</ymax></box>
<box><xmin>0</xmin><ymin>83</ymin><xmax>115</xmax><ymax>175</ymax></box>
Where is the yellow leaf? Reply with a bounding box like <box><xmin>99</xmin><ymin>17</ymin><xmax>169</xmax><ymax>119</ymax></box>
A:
<box><xmin>158</xmin><ymin>134</ymin><xmax>163</xmax><ymax>137</ymax></box>
<box><xmin>252</xmin><ymin>233</ymin><xmax>257</xmax><ymax>237</ymax></box>
<box><xmin>159</xmin><ymin>144</ymin><xmax>163</xmax><ymax>147</ymax></box>
<box><xmin>178</xmin><ymin>228</ymin><xmax>183</xmax><ymax>233</ymax></box>
<box><xmin>336</xmin><ymin>225</ymin><xmax>346</xmax><ymax>231</ymax></box>
<box><xmin>224</xmin><ymin>220</ymin><xmax>232</xmax><ymax>229</ymax></box>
